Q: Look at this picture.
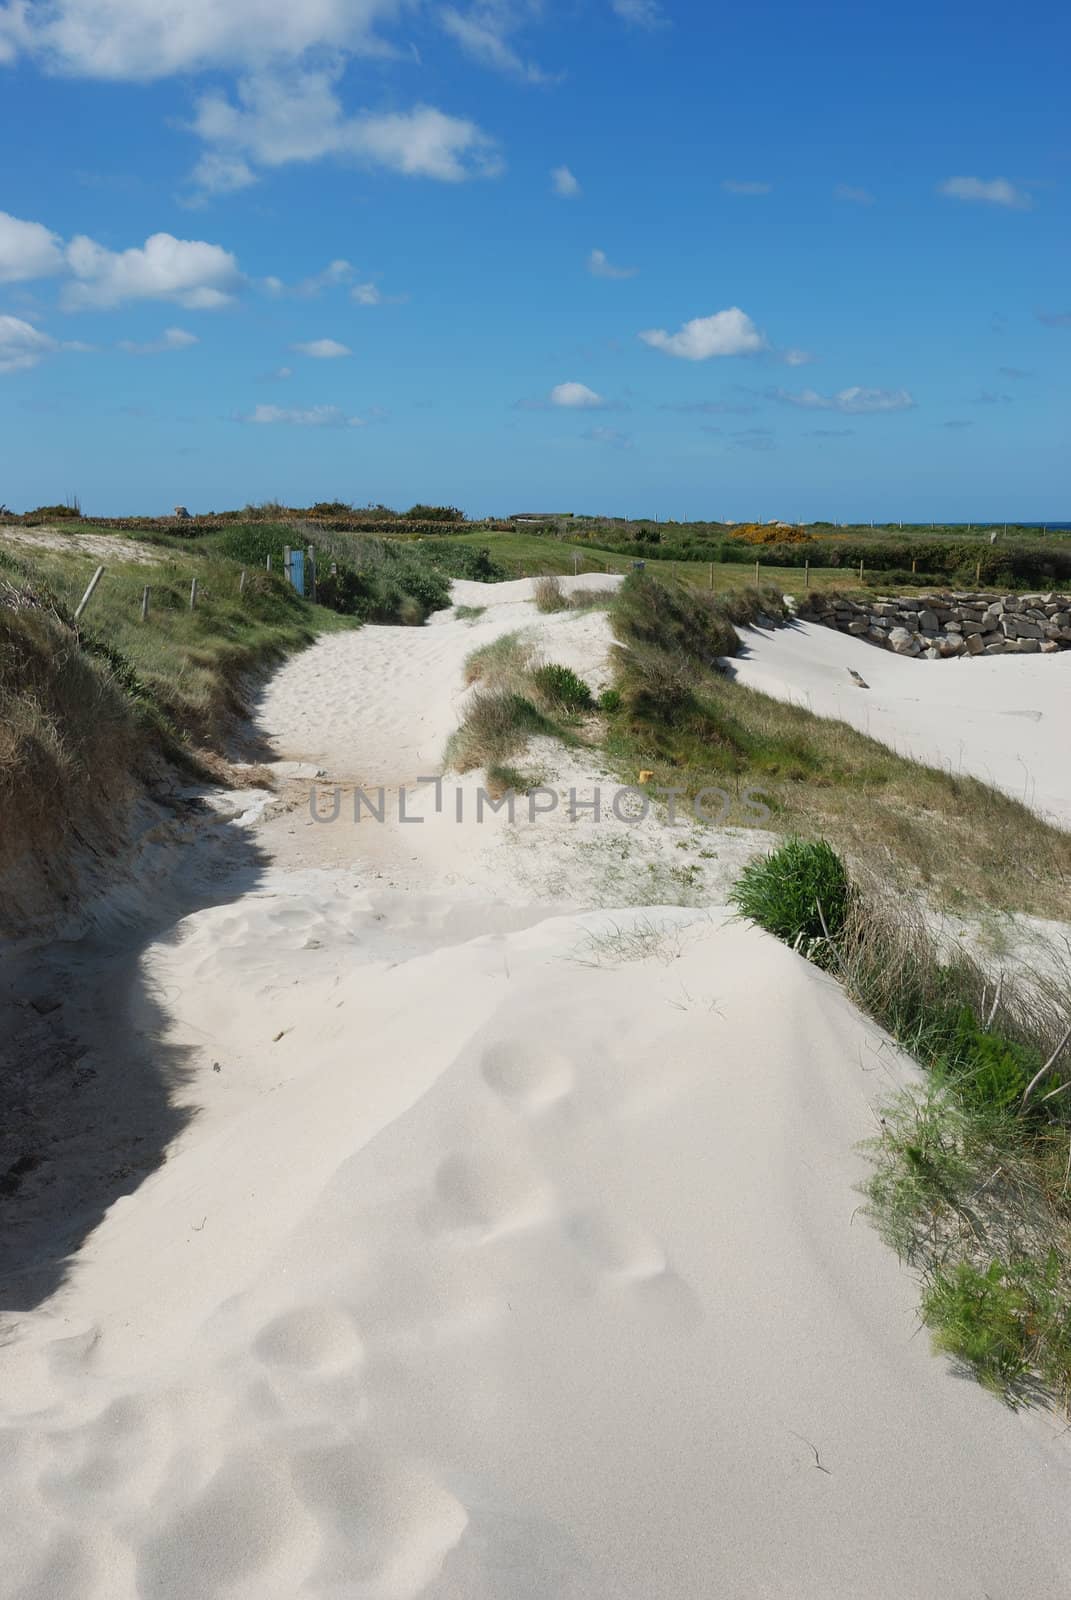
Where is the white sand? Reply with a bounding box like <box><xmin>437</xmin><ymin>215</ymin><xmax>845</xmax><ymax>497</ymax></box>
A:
<box><xmin>2</xmin><ymin>578</ymin><xmax>1070</xmax><ymax>1598</ymax></box>
<box><xmin>733</xmin><ymin>616</ymin><xmax>1071</xmax><ymax>827</ymax></box>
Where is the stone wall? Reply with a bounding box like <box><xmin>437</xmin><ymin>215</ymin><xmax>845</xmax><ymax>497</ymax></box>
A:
<box><xmin>797</xmin><ymin>590</ymin><xmax>1071</xmax><ymax>658</ymax></box>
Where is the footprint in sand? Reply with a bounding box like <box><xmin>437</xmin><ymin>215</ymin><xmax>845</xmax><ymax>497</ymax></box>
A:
<box><xmin>431</xmin><ymin>1150</ymin><xmax>554</xmax><ymax>1238</ymax></box>
<box><xmin>254</xmin><ymin>1303</ymin><xmax>365</xmax><ymax>1377</ymax></box>
<box><xmin>568</xmin><ymin>1211</ymin><xmax>704</xmax><ymax>1332</ymax></box>
<box><xmin>568</xmin><ymin>1211</ymin><xmax>668</xmax><ymax>1284</ymax></box>
<box><xmin>478</xmin><ymin>1040</ymin><xmax>574</xmax><ymax>1113</ymax></box>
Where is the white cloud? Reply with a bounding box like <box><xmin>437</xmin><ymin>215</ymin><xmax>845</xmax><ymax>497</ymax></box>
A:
<box><xmin>771</xmin><ymin>385</ymin><xmax>915</xmax><ymax>414</ymax></box>
<box><xmin>611</xmin><ymin>0</ymin><xmax>667</xmax><ymax>28</ymax></box>
<box><xmin>587</xmin><ymin>247</ymin><xmax>637</xmax><ymax>280</ymax></box>
<box><xmin>639</xmin><ymin>307</ymin><xmax>766</xmax><ymax>361</ymax></box>
<box><xmin>551</xmin><ymin>164</ymin><xmax>580</xmax><ymax>198</ymax></box>
<box><xmin>0</xmin><ymin>209</ymin><xmax>65</xmax><ymax>282</ymax></box>
<box><xmin>721</xmin><ymin>179</ymin><xmax>771</xmax><ymax>196</ymax></box>
<box><xmin>290</xmin><ymin>338</ymin><xmax>351</xmax><ymax>358</ymax></box>
<box><xmin>938</xmin><ymin>176</ymin><xmax>1032</xmax><ymax>210</ymax></box>
<box><xmin>0</xmin><ymin>313</ymin><xmax>57</xmax><ymax>372</ymax></box>
<box><xmin>244</xmin><ymin>403</ymin><xmax>366</xmax><ymax>427</ymax></box>
<box><xmin>781</xmin><ymin>347</ymin><xmax>815</xmax><ymax>366</ymax></box>
<box><xmin>440</xmin><ymin>5</ymin><xmax>550</xmax><ymax>82</ymax></box>
<box><xmin>117</xmin><ymin>326</ymin><xmax>199</xmax><ymax>354</ymax></box>
<box><xmin>189</xmin><ymin>69</ymin><xmax>503</xmax><ymax>187</ymax></box>
<box><xmin>187</xmin><ymin>151</ymin><xmax>258</xmax><ymax>197</ymax></box>
<box><xmin>550</xmin><ymin>381</ymin><xmax>606</xmax><ymax>408</ymax></box>
<box><xmin>834</xmin><ymin>183</ymin><xmax>875</xmax><ymax>205</ymax></box>
<box><xmin>352</xmin><ymin>281</ymin><xmax>383</xmax><ymax>305</ymax></box>
<box><xmin>62</xmin><ymin>231</ymin><xmax>243</xmax><ymax>309</ymax></box>
<box><xmin>1</xmin><ymin>0</ymin><xmax>403</xmax><ymax>79</ymax></box>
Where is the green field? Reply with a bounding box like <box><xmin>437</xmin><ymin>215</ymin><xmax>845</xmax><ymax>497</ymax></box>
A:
<box><xmin>414</xmin><ymin>528</ymin><xmax>904</xmax><ymax>597</ymax></box>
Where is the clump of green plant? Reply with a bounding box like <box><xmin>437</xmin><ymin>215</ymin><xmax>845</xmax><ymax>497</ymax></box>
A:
<box><xmin>455</xmin><ymin>604</ymin><xmax>486</xmax><ymax>622</ymax></box>
<box><xmin>444</xmin><ymin>690</ymin><xmax>557</xmax><ymax>773</ymax></box>
<box><xmin>463</xmin><ymin>630</ymin><xmax>535</xmax><ymax>687</ymax></box>
<box><xmin>531</xmin><ymin>662</ymin><xmax>594</xmax><ymax>712</ymax></box>
<box><xmin>729</xmin><ymin>836</ymin><xmax>850</xmax><ymax>963</ymax></box>
<box><xmin>599</xmin><ymin>687</ymin><xmax>622</xmax><ymax>714</ymax></box>
<box><xmin>534</xmin><ymin>575</ymin><xmax>569</xmax><ymax>613</ymax></box>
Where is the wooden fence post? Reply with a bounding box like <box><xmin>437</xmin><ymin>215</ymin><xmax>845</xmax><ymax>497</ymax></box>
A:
<box><xmin>754</xmin><ymin>559</ymin><xmax>760</xmax><ymax>584</ymax></box>
<box><xmin>307</xmin><ymin>546</ymin><xmax>317</xmax><ymax>603</ymax></box>
<box><xmin>709</xmin><ymin>561</ymin><xmax>714</xmax><ymax>590</ymax></box>
<box><xmin>975</xmin><ymin>560</ymin><xmax>982</xmax><ymax>584</ymax></box>
<box><xmin>266</xmin><ymin>553</ymin><xmax>272</xmax><ymax>572</ymax></box>
<box><xmin>238</xmin><ymin>570</ymin><xmax>246</xmax><ymax>595</ymax></box>
<box><xmin>283</xmin><ymin>546</ymin><xmax>291</xmax><ymax>590</ymax></box>
<box><xmin>73</xmin><ymin>565</ymin><xmax>105</xmax><ymax>622</ymax></box>
<box><xmin>859</xmin><ymin>559</ymin><xmax>864</xmax><ymax>584</ymax></box>
<box><xmin>189</xmin><ymin>576</ymin><xmax>198</xmax><ymax>610</ymax></box>
<box><xmin>141</xmin><ymin>585</ymin><xmax>150</xmax><ymax>620</ymax></box>
<box><xmin>804</xmin><ymin>560</ymin><xmax>810</xmax><ymax>589</ymax></box>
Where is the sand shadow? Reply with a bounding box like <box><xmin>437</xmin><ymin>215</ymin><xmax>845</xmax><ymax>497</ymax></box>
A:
<box><xmin>0</xmin><ymin>796</ymin><xmax>272</xmax><ymax>1313</ymax></box>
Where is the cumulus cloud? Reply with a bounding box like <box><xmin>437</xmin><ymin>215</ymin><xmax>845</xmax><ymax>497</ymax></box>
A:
<box><xmin>639</xmin><ymin>307</ymin><xmax>766</xmax><ymax>361</ymax></box>
<box><xmin>244</xmin><ymin>404</ymin><xmax>366</xmax><ymax>426</ymax></box>
<box><xmin>587</xmin><ymin>248</ymin><xmax>637</xmax><ymax>280</ymax></box>
<box><xmin>770</xmin><ymin>385</ymin><xmax>915</xmax><ymax>414</ymax></box>
<box><xmin>0</xmin><ymin>209</ymin><xmax>65</xmax><ymax>281</ymax></box>
<box><xmin>721</xmin><ymin>179</ymin><xmax>771</xmax><ymax>196</ymax></box>
<box><xmin>0</xmin><ymin>313</ymin><xmax>91</xmax><ymax>371</ymax></box>
<box><xmin>0</xmin><ymin>313</ymin><xmax>58</xmax><ymax>372</ymax></box>
<box><xmin>834</xmin><ymin>184</ymin><xmax>875</xmax><ymax>205</ymax></box>
<box><xmin>551</xmin><ymin>164</ymin><xmax>580</xmax><ymax>197</ymax></box>
<box><xmin>0</xmin><ymin>0</ymin><xmax>402</xmax><ymax>79</ymax></box>
<box><xmin>611</xmin><ymin>0</ymin><xmax>667</xmax><ymax>28</ymax></box>
<box><xmin>782</xmin><ymin>347</ymin><xmax>815</xmax><ymax>366</ymax></box>
<box><xmin>62</xmin><ymin>231</ymin><xmax>243</xmax><ymax>309</ymax></box>
<box><xmin>938</xmin><ymin>176</ymin><xmax>1033</xmax><ymax>210</ymax></box>
<box><xmin>290</xmin><ymin>338</ymin><xmax>351</xmax><ymax>358</ymax></box>
<box><xmin>550</xmin><ymin>381</ymin><xmax>606</xmax><ymax>408</ymax></box>
<box><xmin>117</xmin><ymin>326</ymin><xmax>199</xmax><ymax>354</ymax></box>
<box><xmin>189</xmin><ymin>70</ymin><xmax>503</xmax><ymax>189</ymax></box>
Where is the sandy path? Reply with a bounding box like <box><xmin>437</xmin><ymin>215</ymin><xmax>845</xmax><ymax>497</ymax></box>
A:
<box><xmin>2</xmin><ymin>579</ymin><xmax>1070</xmax><ymax>1598</ymax></box>
<box><xmin>733</xmin><ymin>617</ymin><xmax>1071</xmax><ymax>827</ymax></box>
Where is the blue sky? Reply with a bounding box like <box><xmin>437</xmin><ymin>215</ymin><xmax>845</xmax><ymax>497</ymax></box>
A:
<box><xmin>1</xmin><ymin>0</ymin><xmax>1068</xmax><ymax>519</ymax></box>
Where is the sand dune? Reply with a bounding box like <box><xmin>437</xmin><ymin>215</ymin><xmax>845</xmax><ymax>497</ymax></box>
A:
<box><xmin>733</xmin><ymin>616</ymin><xmax>1071</xmax><ymax>827</ymax></box>
<box><xmin>2</xmin><ymin>577</ymin><xmax>1070</xmax><ymax>1598</ymax></box>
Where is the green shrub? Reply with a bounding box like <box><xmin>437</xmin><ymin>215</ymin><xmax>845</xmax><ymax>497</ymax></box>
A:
<box><xmin>934</xmin><ymin>1009</ymin><xmax>1047</xmax><ymax>1114</ymax></box>
<box><xmin>729</xmin><ymin>837</ymin><xmax>850</xmax><ymax>962</ymax></box>
<box><xmin>531</xmin><ymin>662</ymin><xmax>594</xmax><ymax>711</ymax></box>
<box><xmin>533</xmin><ymin>575</ymin><xmax>568</xmax><ymax>613</ymax></box>
<box><xmin>404</xmin><ymin>504</ymin><xmax>465</xmax><ymax>522</ymax></box>
<box><xmin>599</xmin><ymin>688</ymin><xmax>622</xmax><ymax>713</ymax></box>
<box><xmin>922</xmin><ymin>1260</ymin><xmax>1033</xmax><ymax>1395</ymax></box>
<box><xmin>612</xmin><ymin>572</ymin><xmax>738</xmax><ymax>665</ymax></box>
